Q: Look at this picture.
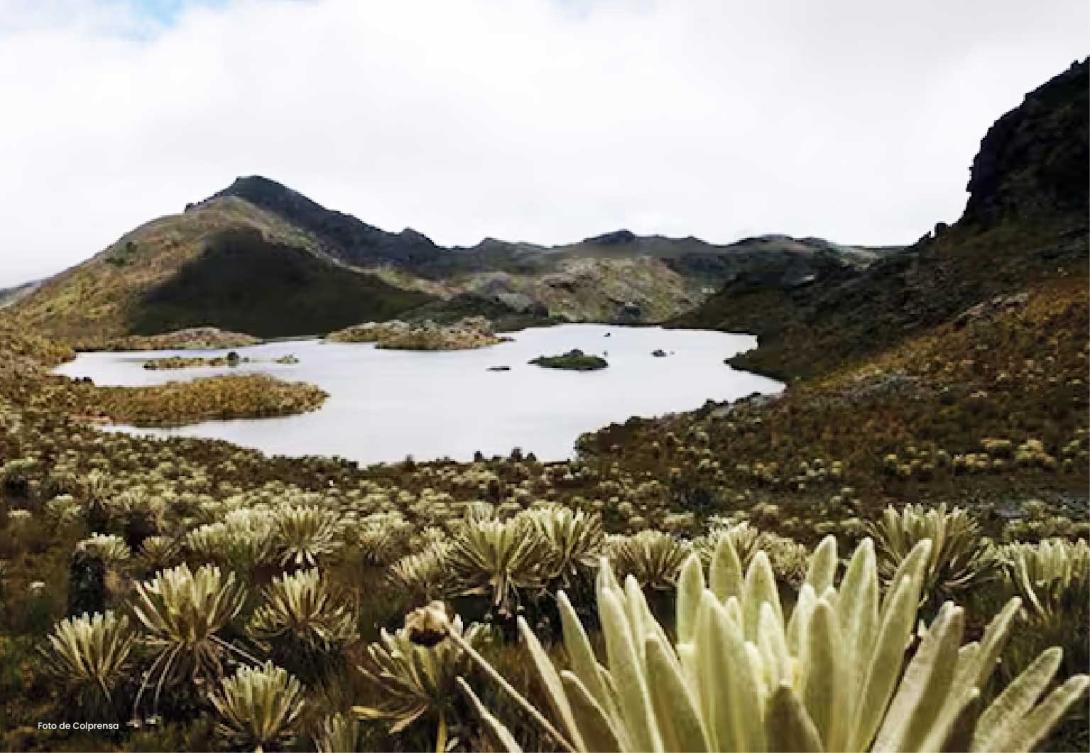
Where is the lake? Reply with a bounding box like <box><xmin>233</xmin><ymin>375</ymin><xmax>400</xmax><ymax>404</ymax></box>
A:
<box><xmin>54</xmin><ymin>324</ymin><xmax>783</xmax><ymax>464</ymax></box>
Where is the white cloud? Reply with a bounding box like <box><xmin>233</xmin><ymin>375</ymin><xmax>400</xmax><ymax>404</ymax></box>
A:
<box><xmin>0</xmin><ymin>0</ymin><xmax>1085</xmax><ymax>285</ymax></box>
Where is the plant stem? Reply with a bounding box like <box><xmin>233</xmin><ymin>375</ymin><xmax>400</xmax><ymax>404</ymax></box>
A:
<box><xmin>435</xmin><ymin>711</ymin><xmax>448</xmax><ymax>753</ymax></box>
<box><xmin>447</xmin><ymin>630</ymin><xmax>579</xmax><ymax>753</ymax></box>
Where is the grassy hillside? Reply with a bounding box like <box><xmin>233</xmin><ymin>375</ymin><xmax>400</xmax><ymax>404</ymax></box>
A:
<box><xmin>11</xmin><ymin>197</ymin><xmax>434</xmax><ymax>345</ymax></box>
<box><xmin>0</xmin><ymin>281</ymin><xmax>40</xmax><ymax>309</ymax></box>
<box><xmin>129</xmin><ymin>227</ymin><xmax>432</xmax><ymax>338</ymax></box>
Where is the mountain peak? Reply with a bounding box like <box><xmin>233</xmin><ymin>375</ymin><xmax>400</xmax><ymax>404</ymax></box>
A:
<box><xmin>583</xmin><ymin>229</ymin><xmax>636</xmax><ymax>246</ymax></box>
<box><xmin>209</xmin><ymin>175</ymin><xmax>443</xmax><ymax>268</ymax></box>
<box><xmin>212</xmin><ymin>175</ymin><xmax>332</xmax><ymax>219</ymax></box>
<box><xmin>963</xmin><ymin>57</ymin><xmax>1088</xmax><ymax>225</ymax></box>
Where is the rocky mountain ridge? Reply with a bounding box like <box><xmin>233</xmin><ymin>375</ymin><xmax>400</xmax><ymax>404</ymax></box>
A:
<box><xmin>10</xmin><ymin>176</ymin><xmax>888</xmax><ymax>343</ymax></box>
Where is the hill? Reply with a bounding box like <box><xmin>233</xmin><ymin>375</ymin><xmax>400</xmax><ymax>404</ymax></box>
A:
<box><xmin>212</xmin><ymin>175</ymin><xmax>892</xmax><ymax>324</ymax></box>
<box><xmin>583</xmin><ymin>59</ymin><xmax>1088</xmax><ymax>519</ymax></box>
<box><xmin>10</xmin><ymin>197</ymin><xmax>435</xmax><ymax>345</ymax></box>
<box><xmin>673</xmin><ymin>59</ymin><xmax>1089</xmax><ymax>380</ymax></box>
<box><xmin>12</xmin><ymin>174</ymin><xmax>887</xmax><ymax>341</ymax></box>
<box><xmin>0</xmin><ymin>280</ymin><xmax>40</xmax><ymax>309</ymax></box>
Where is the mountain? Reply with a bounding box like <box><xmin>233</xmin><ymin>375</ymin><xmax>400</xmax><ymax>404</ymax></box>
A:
<box><xmin>11</xmin><ymin>197</ymin><xmax>433</xmax><ymax>345</ymax></box>
<box><xmin>10</xmin><ymin>176</ymin><xmax>891</xmax><ymax>345</ymax></box>
<box><xmin>673</xmin><ymin>58</ymin><xmax>1089</xmax><ymax>379</ymax></box>
<box><xmin>581</xmin><ymin>59</ymin><xmax>1088</xmax><ymax>549</ymax></box>
<box><xmin>212</xmin><ymin>176</ymin><xmax>446</xmax><ymax>268</ymax></box>
<box><xmin>210</xmin><ymin>177</ymin><xmax>892</xmax><ymax>323</ymax></box>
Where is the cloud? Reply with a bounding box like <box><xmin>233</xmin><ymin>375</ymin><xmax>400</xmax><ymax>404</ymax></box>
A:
<box><xmin>0</xmin><ymin>0</ymin><xmax>1085</xmax><ymax>285</ymax></box>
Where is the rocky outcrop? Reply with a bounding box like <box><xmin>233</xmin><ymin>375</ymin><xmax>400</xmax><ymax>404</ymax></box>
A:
<box><xmin>326</xmin><ymin>316</ymin><xmax>508</xmax><ymax>351</ymax></box>
<box><xmin>142</xmin><ymin>352</ymin><xmax>249</xmax><ymax>370</ymax></box>
<box><xmin>964</xmin><ymin>59</ymin><xmax>1088</xmax><ymax>226</ymax></box>
<box><xmin>108</xmin><ymin>327</ymin><xmax>260</xmax><ymax>351</ymax></box>
<box><xmin>672</xmin><ymin>60</ymin><xmax>1089</xmax><ymax>379</ymax></box>
<box><xmin>213</xmin><ymin>176</ymin><xmax>444</xmax><ymax>268</ymax></box>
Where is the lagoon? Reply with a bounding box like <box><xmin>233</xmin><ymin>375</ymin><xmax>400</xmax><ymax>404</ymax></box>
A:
<box><xmin>54</xmin><ymin>324</ymin><xmax>783</xmax><ymax>464</ymax></box>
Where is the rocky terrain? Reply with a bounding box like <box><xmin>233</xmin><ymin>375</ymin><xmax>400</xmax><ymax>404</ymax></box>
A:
<box><xmin>107</xmin><ymin>326</ymin><xmax>260</xmax><ymax>352</ymax></box>
<box><xmin>8</xmin><ymin>177</ymin><xmax>889</xmax><ymax>346</ymax></box>
<box><xmin>141</xmin><ymin>352</ymin><xmax>249</xmax><ymax>370</ymax></box>
<box><xmin>8</xmin><ymin>201</ymin><xmax>433</xmax><ymax>346</ymax></box>
<box><xmin>674</xmin><ymin>59</ymin><xmax>1088</xmax><ymax>381</ymax></box>
<box><xmin>326</xmin><ymin>316</ymin><xmax>507</xmax><ymax>350</ymax></box>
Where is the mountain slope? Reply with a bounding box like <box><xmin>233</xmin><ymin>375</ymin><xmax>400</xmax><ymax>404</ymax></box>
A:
<box><xmin>11</xmin><ymin>197</ymin><xmax>433</xmax><ymax>345</ymax></box>
<box><xmin>213</xmin><ymin>175</ymin><xmax>446</xmax><ymax>268</ymax></box>
<box><xmin>674</xmin><ymin>59</ymin><xmax>1089</xmax><ymax>379</ymax></box>
<box><xmin>581</xmin><ymin>59</ymin><xmax>1088</xmax><ymax>537</ymax></box>
<box><xmin>0</xmin><ymin>280</ymin><xmax>40</xmax><ymax>309</ymax></box>
<box><xmin>12</xmin><ymin>172</ymin><xmax>895</xmax><ymax>343</ymax></box>
<box><xmin>213</xmin><ymin>175</ymin><xmax>893</xmax><ymax>323</ymax></box>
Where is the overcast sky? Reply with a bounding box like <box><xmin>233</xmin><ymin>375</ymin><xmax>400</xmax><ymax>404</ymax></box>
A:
<box><xmin>0</xmin><ymin>0</ymin><xmax>1085</xmax><ymax>286</ymax></box>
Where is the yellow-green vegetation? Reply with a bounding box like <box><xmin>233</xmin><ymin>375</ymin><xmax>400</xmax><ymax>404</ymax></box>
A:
<box><xmin>57</xmin><ymin>373</ymin><xmax>329</xmax><ymax>426</ymax></box>
<box><xmin>530</xmin><ymin>349</ymin><xmax>609</xmax><ymax>371</ymax></box>
<box><xmin>9</xmin><ymin>198</ymin><xmax>433</xmax><ymax>345</ymax></box>
<box><xmin>327</xmin><ymin>316</ymin><xmax>508</xmax><ymax>350</ymax></box>
<box><xmin>441</xmin><ymin>535</ymin><xmax>1088</xmax><ymax>753</ymax></box>
<box><xmin>354</xmin><ymin>615</ymin><xmax>488</xmax><ymax>750</ymax></box>
<box><xmin>39</xmin><ymin>611</ymin><xmax>134</xmax><ymax>720</ymax></box>
<box><xmin>996</xmin><ymin>538</ymin><xmax>1090</xmax><ymax>625</ymax></box>
<box><xmin>9</xmin><ymin>199</ymin><xmax>320</xmax><ymax>345</ymax></box>
<box><xmin>583</xmin><ymin>276</ymin><xmax>1089</xmax><ymax>521</ymax></box>
<box><xmin>209</xmin><ymin>661</ymin><xmax>306</xmax><ymax>750</ymax></box>
<box><xmin>0</xmin><ymin>61</ymin><xmax>1085</xmax><ymax>752</ymax></box>
<box><xmin>0</xmin><ymin>383</ymin><xmax>1087</xmax><ymax>749</ymax></box>
<box><xmin>110</xmin><ymin>327</ymin><xmax>261</xmax><ymax>351</ymax></box>
<box><xmin>869</xmin><ymin>503</ymin><xmax>995</xmax><ymax>608</ymax></box>
<box><xmin>142</xmin><ymin>351</ymin><xmax>249</xmax><ymax>370</ymax></box>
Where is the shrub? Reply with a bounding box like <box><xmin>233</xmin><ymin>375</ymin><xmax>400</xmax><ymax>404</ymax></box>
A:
<box><xmin>524</xmin><ymin>505</ymin><xmax>604</xmax><ymax>588</ymax></box>
<box><xmin>130</xmin><ymin>564</ymin><xmax>247</xmax><ymax>697</ymax></box>
<box><xmin>186</xmin><ymin>508</ymin><xmax>276</xmax><ymax>576</ymax></box>
<box><xmin>274</xmin><ymin>505</ymin><xmax>345</xmax><ymax>568</ymax></box>
<box><xmin>355</xmin><ymin>612</ymin><xmax>487</xmax><ymax>750</ymax></box>
<box><xmin>607</xmin><ymin>530</ymin><xmax>690</xmax><ymax>590</ymax></box>
<box><xmin>76</xmin><ymin>534</ymin><xmax>131</xmax><ymax>569</ymax></box>
<box><xmin>210</xmin><ymin>662</ymin><xmax>305</xmax><ymax>751</ymax></box>
<box><xmin>869</xmin><ymin>503</ymin><xmax>994</xmax><ymax>607</ymax></box>
<box><xmin>447</xmin><ymin>517</ymin><xmax>552</xmax><ymax>615</ymax></box>
<box><xmin>249</xmin><ymin>568</ymin><xmax>357</xmax><ymax>654</ymax></box>
<box><xmin>389</xmin><ymin>543</ymin><xmax>454</xmax><ymax>605</ymax></box>
<box><xmin>39</xmin><ymin>611</ymin><xmax>134</xmax><ymax>720</ymax></box>
<box><xmin>996</xmin><ymin>538</ymin><xmax>1090</xmax><ymax>625</ymax></box>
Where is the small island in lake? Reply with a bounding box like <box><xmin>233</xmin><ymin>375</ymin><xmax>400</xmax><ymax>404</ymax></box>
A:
<box><xmin>529</xmin><ymin>348</ymin><xmax>608</xmax><ymax>371</ymax></box>
<box><xmin>326</xmin><ymin>316</ymin><xmax>508</xmax><ymax>350</ymax></box>
<box><xmin>142</xmin><ymin>351</ymin><xmax>249</xmax><ymax>370</ymax></box>
<box><xmin>108</xmin><ymin>327</ymin><xmax>261</xmax><ymax>351</ymax></box>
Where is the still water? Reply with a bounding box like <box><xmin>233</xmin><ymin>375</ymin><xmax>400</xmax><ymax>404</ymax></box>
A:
<box><xmin>55</xmin><ymin>325</ymin><xmax>782</xmax><ymax>464</ymax></box>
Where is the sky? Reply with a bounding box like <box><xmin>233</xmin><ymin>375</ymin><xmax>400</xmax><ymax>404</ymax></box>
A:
<box><xmin>0</xmin><ymin>0</ymin><xmax>1086</xmax><ymax>287</ymax></box>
